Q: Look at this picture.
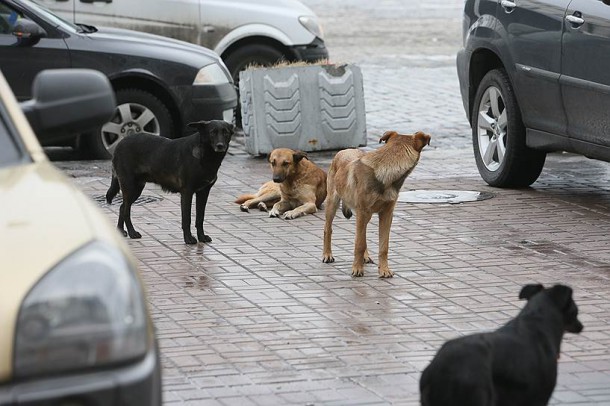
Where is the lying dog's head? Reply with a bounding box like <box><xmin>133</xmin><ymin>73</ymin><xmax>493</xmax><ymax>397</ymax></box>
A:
<box><xmin>380</xmin><ymin>130</ymin><xmax>431</xmax><ymax>152</ymax></box>
<box><xmin>519</xmin><ymin>283</ymin><xmax>584</xmax><ymax>334</ymax></box>
<box><xmin>268</xmin><ymin>148</ymin><xmax>308</xmax><ymax>183</ymax></box>
<box><xmin>188</xmin><ymin>120</ymin><xmax>235</xmax><ymax>153</ymax></box>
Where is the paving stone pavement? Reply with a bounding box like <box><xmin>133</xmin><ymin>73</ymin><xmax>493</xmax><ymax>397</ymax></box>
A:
<box><xmin>53</xmin><ymin>0</ymin><xmax>610</xmax><ymax>404</ymax></box>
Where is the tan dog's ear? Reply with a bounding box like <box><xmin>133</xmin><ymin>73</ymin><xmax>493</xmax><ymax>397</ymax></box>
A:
<box><xmin>293</xmin><ymin>150</ymin><xmax>308</xmax><ymax>163</ymax></box>
<box><xmin>379</xmin><ymin>131</ymin><xmax>398</xmax><ymax>143</ymax></box>
<box><xmin>413</xmin><ymin>131</ymin><xmax>431</xmax><ymax>152</ymax></box>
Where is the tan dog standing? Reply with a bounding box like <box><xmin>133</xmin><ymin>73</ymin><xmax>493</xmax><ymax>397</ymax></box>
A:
<box><xmin>322</xmin><ymin>131</ymin><xmax>431</xmax><ymax>277</ymax></box>
<box><xmin>236</xmin><ymin>148</ymin><xmax>327</xmax><ymax>220</ymax></box>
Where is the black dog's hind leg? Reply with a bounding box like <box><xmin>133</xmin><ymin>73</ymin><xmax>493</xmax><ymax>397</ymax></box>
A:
<box><xmin>196</xmin><ymin>184</ymin><xmax>214</xmax><ymax>243</ymax></box>
<box><xmin>181</xmin><ymin>192</ymin><xmax>198</xmax><ymax>244</ymax></box>
<box><xmin>117</xmin><ymin>202</ymin><xmax>128</xmax><ymax>237</ymax></box>
<box><xmin>123</xmin><ymin>181</ymin><xmax>145</xmax><ymax>239</ymax></box>
<box><xmin>106</xmin><ymin>175</ymin><xmax>120</xmax><ymax>204</ymax></box>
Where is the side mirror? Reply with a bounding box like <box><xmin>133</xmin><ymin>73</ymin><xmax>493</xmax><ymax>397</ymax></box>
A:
<box><xmin>20</xmin><ymin>69</ymin><xmax>116</xmax><ymax>144</ymax></box>
<box><xmin>12</xmin><ymin>19</ymin><xmax>46</xmax><ymax>46</ymax></box>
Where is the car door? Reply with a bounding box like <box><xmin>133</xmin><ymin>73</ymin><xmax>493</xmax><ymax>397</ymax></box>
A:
<box><xmin>0</xmin><ymin>1</ymin><xmax>70</xmax><ymax>101</ymax></box>
<box><xmin>561</xmin><ymin>0</ymin><xmax>610</xmax><ymax>149</ymax></box>
<box><xmin>495</xmin><ymin>0</ymin><xmax>571</xmax><ymax>136</ymax></box>
<box><xmin>39</xmin><ymin>0</ymin><xmax>202</xmax><ymax>45</ymax></box>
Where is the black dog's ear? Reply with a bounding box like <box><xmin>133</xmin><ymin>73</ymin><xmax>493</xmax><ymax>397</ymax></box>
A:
<box><xmin>187</xmin><ymin>121</ymin><xmax>210</xmax><ymax>130</ymax></box>
<box><xmin>293</xmin><ymin>151</ymin><xmax>308</xmax><ymax>164</ymax></box>
<box><xmin>549</xmin><ymin>285</ymin><xmax>573</xmax><ymax>309</ymax></box>
<box><xmin>519</xmin><ymin>284</ymin><xmax>545</xmax><ymax>300</ymax></box>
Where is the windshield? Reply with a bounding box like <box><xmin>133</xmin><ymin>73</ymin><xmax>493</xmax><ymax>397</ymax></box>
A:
<box><xmin>24</xmin><ymin>0</ymin><xmax>79</xmax><ymax>33</ymax></box>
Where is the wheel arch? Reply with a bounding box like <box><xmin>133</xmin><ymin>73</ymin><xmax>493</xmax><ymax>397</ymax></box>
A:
<box><xmin>468</xmin><ymin>48</ymin><xmax>505</xmax><ymax>124</ymax></box>
<box><xmin>109</xmin><ymin>72</ymin><xmax>182</xmax><ymax>137</ymax></box>
<box><xmin>220</xmin><ymin>36</ymin><xmax>296</xmax><ymax>64</ymax></box>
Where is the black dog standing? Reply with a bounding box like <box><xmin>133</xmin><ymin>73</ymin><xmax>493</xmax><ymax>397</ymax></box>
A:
<box><xmin>420</xmin><ymin>284</ymin><xmax>583</xmax><ymax>406</ymax></box>
<box><xmin>106</xmin><ymin>120</ymin><xmax>234</xmax><ymax>244</ymax></box>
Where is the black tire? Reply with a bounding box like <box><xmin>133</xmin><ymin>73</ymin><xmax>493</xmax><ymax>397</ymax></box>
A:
<box><xmin>471</xmin><ymin>69</ymin><xmax>546</xmax><ymax>187</ymax></box>
<box><xmin>223</xmin><ymin>44</ymin><xmax>286</xmax><ymax>127</ymax></box>
<box><xmin>81</xmin><ymin>88</ymin><xmax>173</xmax><ymax>159</ymax></box>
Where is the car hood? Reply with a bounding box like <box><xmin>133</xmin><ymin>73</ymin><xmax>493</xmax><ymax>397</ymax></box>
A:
<box><xmin>87</xmin><ymin>26</ymin><xmax>223</xmax><ymax>64</ymax></box>
<box><xmin>0</xmin><ymin>160</ymin><xmax>123</xmax><ymax>381</ymax></box>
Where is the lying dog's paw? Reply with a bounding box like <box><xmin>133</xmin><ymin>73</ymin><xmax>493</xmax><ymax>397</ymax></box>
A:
<box><xmin>322</xmin><ymin>254</ymin><xmax>335</xmax><ymax>263</ymax></box>
<box><xmin>269</xmin><ymin>208</ymin><xmax>280</xmax><ymax>217</ymax></box>
<box><xmin>257</xmin><ymin>202</ymin><xmax>268</xmax><ymax>212</ymax></box>
<box><xmin>240</xmin><ymin>204</ymin><xmax>250</xmax><ymax>213</ymax></box>
<box><xmin>198</xmin><ymin>234</ymin><xmax>212</xmax><ymax>243</ymax></box>
<box><xmin>128</xmin><ymin>230</ymin><xmax>142</xmax><ymax>239</ymax></box>
<box><xmin>184</xmin><ymin>235</ymin><xmax>198</xmax><ymax>245</ymax></box>
<box><xmin>282</xmin><ymin>210</ymin><xmax>301</xmax><ymax>220</ymax></box>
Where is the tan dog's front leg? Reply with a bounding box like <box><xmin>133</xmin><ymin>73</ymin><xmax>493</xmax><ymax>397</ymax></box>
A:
<box><xmin>352</xmin><ymin>211</ymin><xmax>372</xmax><ymax>277</ymax></box>
<box><xmin>322</xmin><ymin>193</ymin><xmax>340</xmax><ymax>263</ymax></box>
<box><xmin>282</xmin><ymin>202</ymin><xmax>317</xmax><ymax>219</ymax></box>
<box><xmin>377</xmin><ymin>204</ymin><xmax>396</xmax><ymax>278</ymax></box>
<box><xmin>269</xmin><ymin>200</ymin><xmax>292</xmax><ymax>217</ymax></box>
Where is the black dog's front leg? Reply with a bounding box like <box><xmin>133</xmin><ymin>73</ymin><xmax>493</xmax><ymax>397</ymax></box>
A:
<box><xmin>196</xmin><ymin>184</ymin><xmax>213</xmax><ymax>243</ymax></box>
<box><xmin>180</xmin><ymin>192</ymin><xmax>198</xmax><ymax>244</ymax></box>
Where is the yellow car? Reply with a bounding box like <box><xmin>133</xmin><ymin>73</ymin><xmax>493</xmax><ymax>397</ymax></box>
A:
<box><xmin>0</xmin><ymin>69</ymin><xmax>161</xmax><ymax>405</ymax></box>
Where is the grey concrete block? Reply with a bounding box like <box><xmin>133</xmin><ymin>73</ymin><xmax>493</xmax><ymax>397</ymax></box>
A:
<box><xmin>239</xmin><ymin>64</ymin><xmax>367</xmax><ymax>155</ymax></box>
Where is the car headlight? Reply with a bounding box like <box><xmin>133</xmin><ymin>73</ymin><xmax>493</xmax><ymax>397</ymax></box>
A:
<box><xmin>193</xmin><ymin>63</ymin><xmax>231</xmax><ymax>85</ymax></box>
<box><xmin>299</xmin><ymin>16</ymin><xmax>324</xmax><ymax>39</ymax></box>
<box><xmin>14</xmin><ymin>241</ymin><xmax>148</xmax><ymax>378</ymax></box>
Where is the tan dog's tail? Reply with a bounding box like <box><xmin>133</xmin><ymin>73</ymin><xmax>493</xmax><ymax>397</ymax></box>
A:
<box><xmin>234</xmin><ymin>194</ymin><xmax>256</xmax><ymax>204</ymax></box>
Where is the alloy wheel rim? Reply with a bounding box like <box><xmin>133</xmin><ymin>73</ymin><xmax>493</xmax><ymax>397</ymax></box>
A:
<box><xmin>476</xmin><ymin>86</ymin><xmax>507</xmax><ymax>172</ymax></box>
<box><xmin>100</xmin><ymin>102</ymin><xmax>160</xmax><ymax>155</ymax></box>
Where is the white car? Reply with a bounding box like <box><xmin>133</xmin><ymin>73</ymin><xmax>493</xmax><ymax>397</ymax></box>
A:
<box><xmin>38</xmin><ymin>0</ymin><xmax>328</xmax><ymax>83</ymax></box>
<box><xmin>0</xmin><ymin>69</ymin><xmax>161</xmax><ymax>405</ymax></box>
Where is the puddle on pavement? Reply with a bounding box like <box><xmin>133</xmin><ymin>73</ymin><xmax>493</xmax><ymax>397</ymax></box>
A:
<box><xmin>91</xmin><ymin>194</ymin><xmax>162</xmax><ymax>206</ymax></box>
<box><xmin>185</xmin><ymin>275</ymin><xmax>211</xmax><ymax>289</ymax></box>
<box><xmin>398</xmin><ymin>190</ymin><xmax>494</xmax><ymax>204</ymax></box>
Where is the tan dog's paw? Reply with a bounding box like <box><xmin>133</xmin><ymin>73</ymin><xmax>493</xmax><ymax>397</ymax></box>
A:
<box><xmin>240</xmin><ymin>204</ymin><xmax>249</xmax><ymax>212</ymax></box>
<box><xmin>322</xmin><ymin>254</ymin><xmax>335</xmax><ymax>263</ymax></box>
<box><xmin>351</xmin><ymin>265</ymin><xmax>364</xmax><ymax>277</ymax></box>
<box><xmin>378</xmin><ymin>267</ymin><xmax>394</xmax><ymax>278</ymax></box>
<box><xmin>257</xmin><ymin>202</ymin><xmax>268</xmax><ymax>212</ymax></box>
<box><xmin>364</xmin><ymin>256</ymin><xmax>374</xmax><ymax>264</ymax></box>
<box><xmin>269</xmin><ymin>207</ymin><xmax>280</xmax><ymax>217</ymax></box>
<box><xmin>281</xmin><ymin>210</ymin><xmax>302</xmax><ymax>220</ymax></box>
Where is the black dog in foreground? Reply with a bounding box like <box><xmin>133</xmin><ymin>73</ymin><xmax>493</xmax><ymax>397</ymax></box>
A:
<box><xmin>106</xmin><ymin>120</ymin><xmax>234</xmax><ymax>244</ymax></box>
<box><xmin>420</xmin><ymin>284</ymin><xmax>583</xmax><ymax>406</ymax></box>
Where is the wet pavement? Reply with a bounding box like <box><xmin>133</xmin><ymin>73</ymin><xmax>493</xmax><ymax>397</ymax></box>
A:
<box><xmin>52</xmin><ymin>0</ymin><xmax>610</xmax><ymax>404</ymax></box>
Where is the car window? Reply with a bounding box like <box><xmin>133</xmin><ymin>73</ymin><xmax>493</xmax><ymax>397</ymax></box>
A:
<box><xmin>26</xmin><ymin>0</ymin><xmax>79</xmax><ymax>33</ymax></box>
<box><xmin>0</xmin><ymin>4</ymin><xmax>22</xmax><ymax>35</ymax></box>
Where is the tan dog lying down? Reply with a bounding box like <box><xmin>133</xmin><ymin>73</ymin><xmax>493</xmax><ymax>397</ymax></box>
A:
<box><xmin>323</xmin><ymin>131</ymin><xmax>431</xmax><ymax>277</ymax></box>
<box><xmin>235</xmin><ymin>148</ymin><xmax>327</xmax><ymax>219</ymax></box>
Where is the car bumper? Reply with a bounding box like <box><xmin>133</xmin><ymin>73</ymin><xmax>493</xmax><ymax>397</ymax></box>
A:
<box><xmin>175</xmin><ymin>82</ymin><xmax>238</xmax><ymax>131</ymax></box>
<box><xmin>456</xmin><ymin>48</ymin><xmax>470</xmax><ymax>122</ymax></box>
<box><xmin>0</xmin><ymin>342</ymin><xmax>161</xmax><ymax>406</ymax></box>
<box><xmin>289</xmin><ymin>37</ymin><xmax>329</xmax><ymax>62</ymax></box>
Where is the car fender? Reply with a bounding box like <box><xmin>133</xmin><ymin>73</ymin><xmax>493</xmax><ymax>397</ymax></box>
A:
<box><xmin>214</xmin><ymin>24</ymin><xmax>297</xmax><ymax>57</ymax></box>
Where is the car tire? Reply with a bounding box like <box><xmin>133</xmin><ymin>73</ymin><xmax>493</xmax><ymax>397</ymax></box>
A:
<box><xmin>472</xmin><ymin>69</ymin><xmax>546</xmax><ymax>187</ymax></box>
<box><xmin>81</xmin><ymin>88</ymin><xmax>173</xmax><ymax>159</ymax></box>
<box><xmin>223</xmin><ymin>44</ymin><xmax>286</xmax><ymax>127</ymax></box>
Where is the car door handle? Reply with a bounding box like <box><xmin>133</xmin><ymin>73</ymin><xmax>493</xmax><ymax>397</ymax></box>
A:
<box><xmin>501</xmin><ymin>0</ymin><xmax>516</xmax><ymax>11</ymax></box>
<box><xmin>566</xmin><ymin>14</ymin><xmax>585</xmax><ymax>27</ymax></box>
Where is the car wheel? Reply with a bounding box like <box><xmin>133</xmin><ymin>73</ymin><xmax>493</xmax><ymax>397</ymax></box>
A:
<box><xmin>81</xmin><ymin>88</ymin><xmax>173</xmax><ymax>159</ymax></box>
<box><xmin>472</xmin><ymin>69</ymin><xmax>546</xmax><ymax>187</ymax></box>
<box><xmin>224</xmin><ymin>44</ymin><xmax>286</xmax><ymax>127</ymax></box>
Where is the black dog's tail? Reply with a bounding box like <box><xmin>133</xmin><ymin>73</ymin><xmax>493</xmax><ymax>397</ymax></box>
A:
<box><xmin>106</xmin><ymin>174</ymin><xmax>120</xmax><ymax>204</ymax></box>
<box><xmin>341</xmin><ymin>200</ymin><xmax>352</xmax><ymax>219</ymax></box>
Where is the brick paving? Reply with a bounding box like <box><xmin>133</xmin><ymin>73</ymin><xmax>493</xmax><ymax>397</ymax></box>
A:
<box><xmin>54</xmin><ymin>0</ymin><xmax>610</xmax><ymax>404</ymax></box>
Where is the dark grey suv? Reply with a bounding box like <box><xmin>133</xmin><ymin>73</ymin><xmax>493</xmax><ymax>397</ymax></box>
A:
<box><xmin>457</xmin><ymin>0</ymin><xmax>610</xmax><ymax>187</ymax></box>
